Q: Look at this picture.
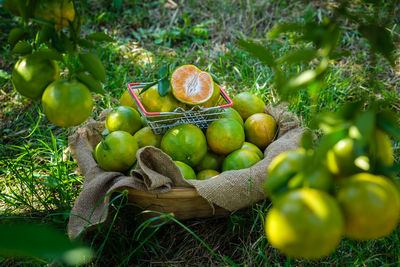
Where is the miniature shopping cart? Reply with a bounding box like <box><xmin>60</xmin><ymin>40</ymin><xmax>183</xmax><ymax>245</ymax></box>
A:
<box><xmin>127</xmin><ymin>82</ymin><xmax>234</xmax><ymax>134</ymax></box>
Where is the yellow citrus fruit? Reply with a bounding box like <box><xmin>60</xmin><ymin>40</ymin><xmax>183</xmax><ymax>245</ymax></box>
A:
<box><xmin>221</xmin><ymin>107</ymin><xmax>244</xmax><ymax>126</ymax></box>
<box><xmin>373</xmin><ymin>129</ymin><xmax>394</xmax><ymax>167</ymax></box>
<box><xmin>222</xmin><ymin>149</ymin><xmax>261</xmax><ymax>171</ymax></box>
<box><xmin>105</xmin><ymin>106</ymin><xmax>142</xmax><ymax>135</ymax></box>
<box><xmin>133</xmin><ymin>126</ymin><xmax>162</xmax><ymax>148</ymax></box>
<box><xmin>42</xmin><ymin>80</ymin><xmax>93</xmax><ymax>127</ymax></box>
<box><xmin>232</xmin><ymin>92</ymin><xmax>265</xmax><ymax>120</ymax></box>
<box><xmin>174</xmin><ymin>161</ymin><xmax>196</xmax><ymax>180</ymax></box>
<box><xmin>170</xmin><ymin>65</ymin><xmax>214</xmax><ymax>105</ymax></box>
<box><xmin>141</xmin><ymin>85</ymin><xmax>183</xmax><ymax>112</ymax></box>
<box><xmin>206</xmin><ymin>118</ymin><xmax>245</xmax><ymax>155</ymax></box>
<box><xmin>34</xmin><ymin>0</ymin><xmax>75</xmax><ymax>29</ymax></box>
<box><xmin>336</xmin><ymin>173</ymin><xmax>400</xmax><ymax>240</ymax></box>
<box><xmin>326</xmin><ymin>138</ymin><xmax>360</xmax><ymax>176</ymax></box>
<box><xmin>161</xmin><ymin>124</ymin><xmax>207</xmax><ymax>167</ymax></box>
<box><xmin>195</xmin><ymin>151</ymin><xmax>224</xmax><ymax>172</ymax></box>
<box><xmin>197</xmin><ymin>169</ymin><xmax>220</xmax><ymax>180</ymax></box>
<box><xmin>201</xmin><ymin>82</ymin><xmax>220</xmax><ymax>108</ymax></box>
<box><xmin>12</xmin><ymin>56</ymin><xmax>59</xmax><ymax>100</ymax></box>
<box><xmin>244</xmin><ymin>113</ymin><xmax>277</xmax><ymax>150</ymax></box>
<box><xmin>264</xmin><ymin>148</ymin><xmax>310</xmax><ymax>196</ymax></box>
<box><xmin>241</xmin><ymin>142</ymin><xmax>263</xmax><ymax>159</ymax></box>
<box><xmin>94</xmin><ymin>131</ymin><xmax>139</xmax><ymax>172</ymax></box>
<box><xmin>119</xmin><ymin>89</ymin><xmax>139</xmax><ymax>112</ymax></box>
<box><xmin>265</xmin><ymin>188</ymin><xmax>344</xmax><ymax>259</ymax></box>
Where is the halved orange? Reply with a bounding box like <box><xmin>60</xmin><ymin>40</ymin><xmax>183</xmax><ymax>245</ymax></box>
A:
<box><xmin>170</xmin><ymin>65</ymin><xmax>214</xmax><ymax>105</ymax></box>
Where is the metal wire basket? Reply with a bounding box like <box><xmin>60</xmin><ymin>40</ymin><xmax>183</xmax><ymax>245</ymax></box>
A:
<box><xmin>127</xmin><ymin>82</ymin><xmax>234</xmax><ymax>134</ymax></box>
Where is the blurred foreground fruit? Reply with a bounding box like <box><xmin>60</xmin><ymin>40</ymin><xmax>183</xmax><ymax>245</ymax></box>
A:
<box><xmin>34</xmin><ymin>0</ymin><xmax>75</xmax><ymax>29</ymax></box>
<box><xmin>95</xmin><ymin>131</ymin><xmax>138</xmax><ymax>172</ymax></box>
<box><xmin>161</xmin><ymin>124</ymin><xmax>207</xmax><ymax>167</ymax></box>
<box><xmin>12</xmin><ymin>56</ymin><xmax>59</xmax><ymax>100</ymax></box>
<box><xmin>326</xmin><ymin>138</ymin><xmax>360</xmax><ymax>177</ymax></box>
<box><xmin>206</xmin><ymin>118</ymin><xmax>245</xmax><ymax>155</ymax></box>
<box><xmin>197</xmin><ymin>169</ymin><xmax>220</xmax><ymax>180</ymax></box>
<box><xmin>171</xmin><ymin>65</ymin><xmax>214</xmax><ymax>105</ymax></box>
<box><xmin>141</xmin><ymin>85</ymin><xmax>183</xmax><ymax>112</ymax></box>
<box><xmin>175</xmin><ymin>161</ymin><xmax>196</xmax><ymax>180</ymax></box>
<box><xmin>373</xmin><ymin>129</ymin><xmax>394</xmax><ymax>167</ymax></box>
<box><xmin>105</xmin><ymin>106</ymin><xmax>141</xmax><ymax>135</ymax></box>
<box><xmin>222</xmin><ymin>149</ymin><xmax>261</xmax><ymax>171</ymax></box>
<box><xmin>244</xmin><ymin>113</ymin><xmax>277</xmax><ymax>150</ymax></box>
<box><xmin>265</xmin><ymin>188</ymin><xmax>344</xmax><ymax>259</ymax></box>
<box><xmin>133</xmin><ymin>127</ymin><xmax>162</xmax><ymax>148</ymax></box>
<box><xmin>42</xmin><ymin>80</ymin><xmax>93</xmax><ymax>127</ymax></box>
<box><xmin>336</xmin><ymin>173</ymin><xmax>400</xmax><ymax>240</ymax></box>
<box><xmin>232</xmin><ymin>92</ymin><xmax>265</xmax><ymax>120</ymax></box>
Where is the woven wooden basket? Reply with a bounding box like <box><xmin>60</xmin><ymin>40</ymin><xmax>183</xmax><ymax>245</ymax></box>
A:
<box><xmin>123</xmin><ymin>187</ymin><xmax>230</xmax><ymax>220</ymax></box>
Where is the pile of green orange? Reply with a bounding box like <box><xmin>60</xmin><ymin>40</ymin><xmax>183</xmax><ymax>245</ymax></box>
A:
<box><xmin>94</xmin><ymin>65</ymin><xmax>277</xmax><ymax>181</ymax></box>
<box><xmin>263</xmin><ymin>107</ymin><xmax>400</xmax><ymax>260</ymax></box>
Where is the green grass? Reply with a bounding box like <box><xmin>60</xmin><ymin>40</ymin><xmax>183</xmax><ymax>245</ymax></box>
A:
<box><xmin>1</xmin><ymin>0</ymin><xmax>399</xmax><ymax>265</ymax></box>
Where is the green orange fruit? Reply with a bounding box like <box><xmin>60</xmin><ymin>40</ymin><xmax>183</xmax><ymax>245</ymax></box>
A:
<box><xmin>232</xmin><ymin>92</ymin><xmax>265</xmax><ymax>120</ymax></box>
<box><xmin>241</xmin><ymin>142</ymin><xmax>263</xmax><ymax>159</ymax></box>
<box><xmin>12</xmin><ymin>56</ymin><xmax>59</xmax><ymax>100</ymax></box>
<box><xmin>222</xmin><ymin>149</ymin><xmax>261</xmax><ymax>171</ymax></box>
<box><xmin>161</xmin><ymin>124</ymin><xmax>207</xmax><ymax>167</ymax></box>
<box><xmin>221</xmin><ymin>107</ymin><xmax>244</xmax><ymax>126</ymax></box>
<box><xmin>34</xmin><ymin>0</ymin><xmax>75</xmax><ymax>30</ymax></box>
<box><xmin>95</xmin><ymin>131</ymin><xmax>139</xmax><ymax>172</ymax></box>
<box><xmin>141</xmin><ymin>85</ymin><xmax>183</xmax><ymax>112</ymax></box>
<box><xmin>206</xmin><ymin>118</ymin><xmax>245</xmax><ymax>155</ymax></box>
<box><xmin>336</xmin><ymin>173</ymin><xmax>400</xmax><ymax>240</ymax></box>
<box><xmin>119</xmin><ymin>89</ymin><xmax>139</xmax><ymax>112</ymax></box>
<box><xmin>244</xmin><ymin>113</ymin><xmax>277</xmax><ymax>150</ymax></box>
<box><xmin>105</xmin><ymin>106</ymin><xmax>142</xmax><ymax>135</ymax></box>
<box><xmin>265</xmin><ymin>188</ymin><xmax>344</xmax><ymax>259</ymax></box>
<box><xmin>133</xmin><ymin>126</ymin><xmax>162</xmax><ymax>148</ymax></box>
<box><xmin>201</xmin><ymin>82</ymin><xmax>221</xmax><ymax>108</ymax></box>
<box><xmin>170</xmin><ymin>65</ymin><xmax>214</xmax><ymax>105</ymax></box>
<box><xmin>175</xmin><ymin>161</ymin><xmax>196</xmax><ymax>180</ymax></box>
<box><xmin>326</xmin><ymin>138</ymin><xmax>360</xmax><ymax>176</ymax></box>
<box><xmin>42</xmin><ymin>79</ymin><xmax>93</xmax><ymax>127</ymax></box>
<box><xmin>373</xmin><ymin>129</ymin><xmax>394</xmax><ymax>167</ymax></box>
<box><xmin>197</xmin><ymin>169</ymin><xmax>220</xmax><ymax>180</ymax></box>
<box><xmin>195</xmin><ymin>151</ymin><xmax>224</xmax><ymax>172</ymax></box>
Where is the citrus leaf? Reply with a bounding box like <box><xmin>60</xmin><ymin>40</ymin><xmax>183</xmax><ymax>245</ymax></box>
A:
<box><xmin>77</xmin><ymin>39</ymin><xmax>96</xmax><ymax>49</ymax></box>
<box><xmin>36</xmin><ymin>25</ymin><xmax>54</xmax><ymax>45</ymax></box>
<box><xmin>377</xmin><ymin>118</ymin><xmax>400</xmax><ymax>141</ymax></box>
<box><xmin>358</xmin><ymin>24</ymin><xmax>396</xmax><ymax>67</ymax></box>
<box><xmin>268</xmin><ymin>22</ymin><xmax>304</xmax><ymax>39</ymax></box>
<box><xmin>79</xmin><ymin>53</ymin><xmax>106</xmax><ymax>83</ymax></box>
<box><xmin>158</xmin><ymin>77</ymin><xmax>170</xmax><ymax>97</ymax></box>
<box><xmin>237</xmin><ymin>39</ymin><xmax>275</xmax><ymax>67</ymax></box>
<box><xmin>31</xmin><ymin>17</ymin><xmax>55</xmax><ymax>27</ymax></box>
<box><xmin>86</xmin><ymin>32</ymin><xmax>116</xmax><ymax>43</ymax></box>
<box><xmin>8</xmin><ymin>27</ymin><xmax>28</xmax><ymax>48</ymax></box>
<box><xmin>0</xmin><ymin>223</ymin><xmax>93</xmax><ymax>265</ymax></box>
<box><xmin>300</xmin><ymin>130</ymin><xmax>314</xmax><ymax>150</ymax></box>
<box><xmin>31</xmin><ymin>49</ymin><xmax>63</xmax><ymax>61</ymax></box>
<box><xmin>314</xmin><ymin>129</ymin><xmax>347</xmax><ymax>161</ymax></box>
<box><xmin>60</xmin><ymin>32</ymin><xmax>74</xmax><ymax>54</ymax></box>
<box><xmin>276</xmin><ymin>48</ymin><xmax>318</xmax><ymax>65</ymax></box>
<box><xmin>12</xmin><ymin>41</ymin><xmax>32</xmax><ymax>55</ymax></box>
<box><xmin>75</xmin><ymin>73</ymin><xmax>106</xmax><ymax>95</ymax></box>
<box><xmin>139</xmin><ymin>81</ymin><xmax>158</xmax><ymax>95</ymax></box>
<box><xmin>159</xmin><ymin>65</ymin><xmax>169</xmax><ymax>78</ymax></box>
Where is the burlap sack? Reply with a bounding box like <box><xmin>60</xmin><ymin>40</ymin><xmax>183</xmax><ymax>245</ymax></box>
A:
<box><xmin>67</xmin><ymin>104</ymin><xmax>305</xmax><ymax>239</ymax></box>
